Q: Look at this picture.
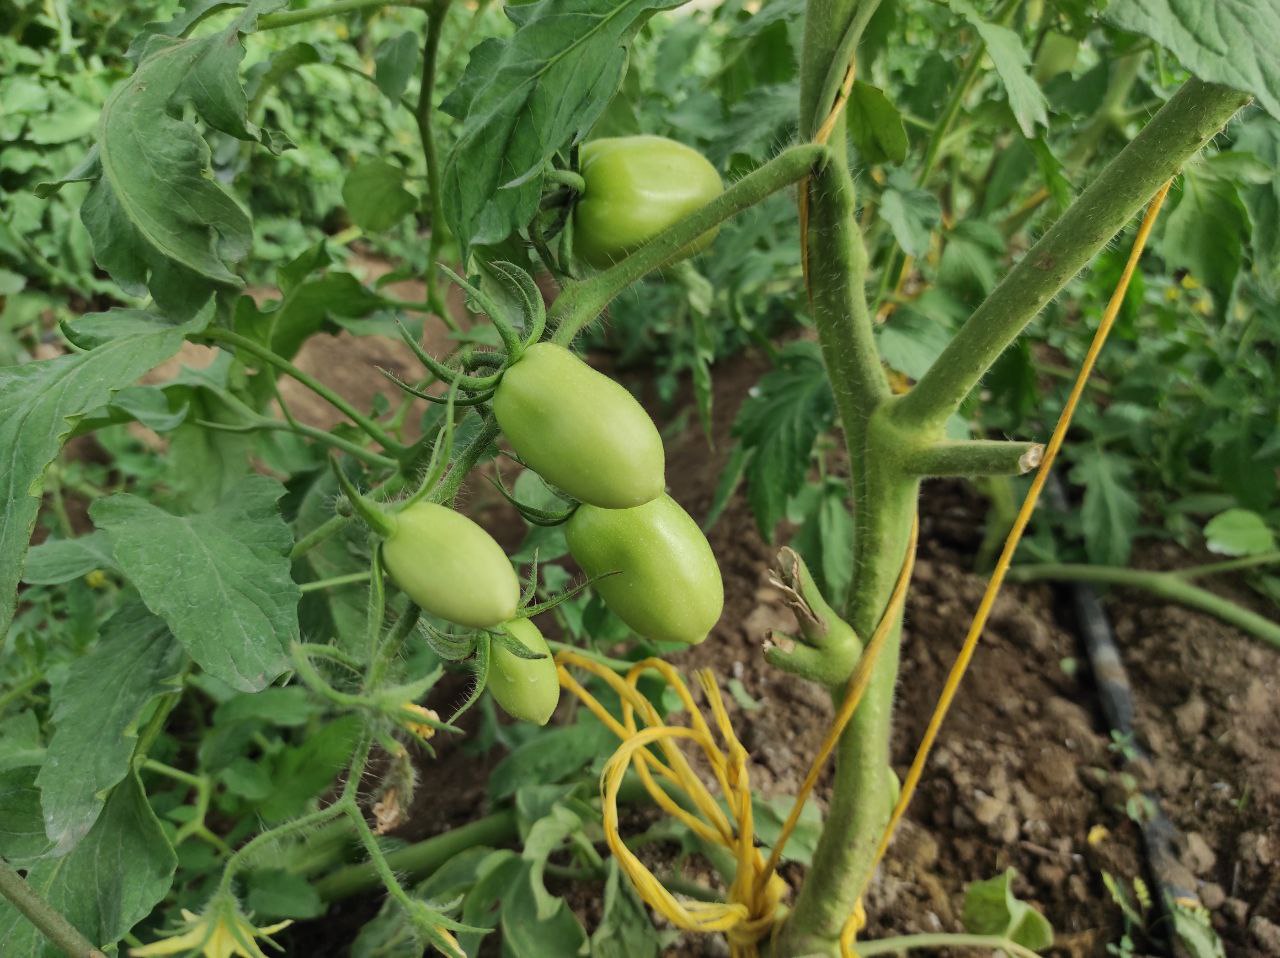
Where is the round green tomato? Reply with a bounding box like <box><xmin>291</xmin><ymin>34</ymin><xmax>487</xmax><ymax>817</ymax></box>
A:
<box><xmin>573</xmin><ymin>135</ymin><xmax>724</xmax><ymax>269</ymax></box>
<box><xmin>487</xmin><ymin>617</ymin><xmax>560</xmax><ymax>725</ymax></box>
<box><xmin>494</xmin><ymin>342</ymin><xmax>665</xmax><ymax>509</ymax></box>
<box><xmin>565</xmin><ymin>494</ymin><xmax>723</xmax><ymax>644</ymax></box>
<box><xmin>381</xmin><ymin>502</ymin><xmax>518</xmax><ymax>628</ymax></box>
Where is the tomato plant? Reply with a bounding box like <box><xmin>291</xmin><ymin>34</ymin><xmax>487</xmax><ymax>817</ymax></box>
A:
<box><xmin>1</xmin><ymin>0</ymin><xmax>1278</xmax><ymax>956</ymax></box>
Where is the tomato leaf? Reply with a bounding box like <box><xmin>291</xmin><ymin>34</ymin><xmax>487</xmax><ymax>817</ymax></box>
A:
<box><xmin>343</xmin><ymin>159</ymin><xmax>419</xmax><ymax>233</ymax></box>
<box><xmin>0</xmin><ymin>308</ymin><xmax>202</xmax><ymax>636</ymax></box>
<box><xmin>949</xmin><ymin>0</ymin><xmax>1047</xmax><ymax>139</ymax></box>
<box><xmin>90</xmin><ymin>476</ymin><xmax>299</xmax><ymax>692</ymax></box>
<box><xmin>36</xmin><ymin>1</ymin><xmax>286</xmax><ymax>315</ymax></box>
<box><xmin>847</xmin><ymin>80</ymin><xmax>908</xmax><ymax>165</ymax></box>
<box><xmin>375</xmin><ymin>31</ymin><xmax>420</xmax><ymax>103</ymax></box>
<box><xmin>879</xmin><ymin>171</ymin><xmax>941</xmax><ymax>258</ymax></box>
<box><xmin>1204</xmin><ymin>508</ymin><xmax>1276</xmax><ymax>556</ymax></box>
<box><xmin>1160</xmin><ymin>157</ymin><xmax>1251</xmax><ymax>318</ymax></box>
<box><xmin>0</xmin><ymin>775</ymin><xmax>176</xmax><ymax>958</ymax></box>
<box><xmin>962</xmin><ymin>868</ymin><xmax>1054</xmax><ymax>949</ymax></box>
<box><xmin>1105</xmin><ymin>0</ymin><xmax>1280</xmax><ymax>120</ymax></box>
<box><xmin>441</xmin><ymin>0</ymin><xmax>685</xmax><ymax>252</ymax></box>
<box><xmin>37</xmin><ymin>602</ymin><xmax>185</xmax><ymax>855</ymax></box>
<box><xmin>1072</xmin><ymin>451</ymin><xmax>1141</xmax><ymax>567</ymax></box>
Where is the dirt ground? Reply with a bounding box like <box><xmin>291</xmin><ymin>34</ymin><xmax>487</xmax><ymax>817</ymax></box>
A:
<box><xmin>56</xmin><ymin>262</ymin><xmax>1279</xmax><ymax>956</ymax></box>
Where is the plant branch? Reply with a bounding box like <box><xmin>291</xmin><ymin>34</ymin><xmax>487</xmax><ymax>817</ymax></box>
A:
<box><xmin>903</xmin><ymin>439</ymin><xmax>1043</xmax><ymax>477</ymax></box>
<box><xmin>549</xmin><ymin>144</ymin><xmax>828</xmax><ymax>344</ymax></box>
<box><xmin>199</xmin><ymin>327</ymin><xmax>405</xmax><ymax>454</ymax></box>
<box><xmin>1174</xmin><ymin>551</ymin><xmax>1280</xmax><ymax>580</ymax></box>
<box><xmin>1007</xmin><ymin>563</ymin><xmax>1280</xmax><ymax>649</ymax></box>
<box><xmin>257</xmin><ymin>0</ymin><xmax>422</xmax><ymax>30</ymax></box>
<box><xmin>415</xmin><ymin>0</ymin><xmax>459</xmax><ymax>331</ymax></box>
<box><xmin>893</xmin><ymin>78</ymin><xmax>1251</xmax><ymax>431</ymax></box>
<box><xmin>855</xmin><ymin>932</ymin><xmax>1042</xmax><ymax>957</ymax></box>
<box><xmin>0</xmin><ymin>859</ymin><xmax>106</xmax><ymax>958</ymax></box>
<box><xmin>299</xmin><ymin>571</ymin><xmax>374</xmax><ymax>593</ymax></box>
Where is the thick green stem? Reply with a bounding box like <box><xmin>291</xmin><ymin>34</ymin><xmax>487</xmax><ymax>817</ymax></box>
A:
<box><xmin>904</xmin><ymin>438</ymin><xmax>1043</xmax><ymax>477</ymax></box>
<box><xmin>893</xmin><ymin>79</ymin><xmax>1252</xmax><ymax>431</ymax></box>
<box><xmin>314</xmin><ymin>810</ymin><xmax>517</xmax><ymax>900</ymax></box>
<box><xmin>257</xmin><ymin>0</ymin><xmax>421</xmax><ymax>30</ymax></box>
<box><xmin>549</xmin><ymin>144</ymin><xmax>827</xmax><ymax>344</ymax></box>
<box><xmin>1007</xmin><ymin>563</ymin><xmax>1280</xmax><ymax>649</ymax></box>
<box><xmin>0</xmin><ymin>860</ymin><xmax>106</xmax><ymax>958</ymax></box>
<box><xmin>1175</xmin><ymin>551</ymin><xmax>1280</xmax><ymax>580</ymax></box>
<box><xmin>856</xmin><ymin>932</ymin><xmax>1042</xmax><ymax>957</ymax></box>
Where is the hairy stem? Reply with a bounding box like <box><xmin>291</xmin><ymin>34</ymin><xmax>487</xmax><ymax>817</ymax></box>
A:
<box><xmin>903</xmin><ymin>439</ymin><xmax>1043</xmax><ymax>477</ymax></box>
<box><xmin>549</xmin><ymin>144</ymin><xmax>827</xmax><ymax>344</ymax></box>
<box><xmin>415</xmin><ymin>0</ymin><xmax>459</xmax><ymax>331</ymax></box>
<box><xmin>258</xmin><ymin>0</ymin><xmax>422</xmax><ymax>30</ymax></box>
<box><xmin>893</xmin><ymin>79</ymin><xmax>1252</xmax><ymax>431</ymax></box>
<box><xmin>0</xmin><ymin>860</ymin><xmax>106</xmax><ymax>958</ymax></box>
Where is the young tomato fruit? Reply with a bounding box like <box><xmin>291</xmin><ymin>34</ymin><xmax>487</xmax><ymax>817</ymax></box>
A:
<box><xmin>493</xmin><ymin>342</ymin><xmax>665</xmax><ymax>508</ymax></box>
<box><xmin>566</xmin><ymin>494</ymin><xmax>723</xmax><ymax>644</ymax></box>
<box><xmin>487</xmin><ymin>617</ymin><xmax>560</xmax><ymax>725</ymax></box>
<box><xmin>381</xmin><ymin>502</ymin><xmax>519</xmax><ymax>628</ymax></box>
<box><xmin>573</xmin><ymin>135</ymin><xmax>724</xmax><ymax>269</ymax></box>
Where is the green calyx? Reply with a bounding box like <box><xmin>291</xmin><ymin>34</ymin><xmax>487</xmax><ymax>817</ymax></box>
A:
<box><xmin>330</xmin><ymin>457</ymin><xmax>396</xmax><ymax>538</ymax></box>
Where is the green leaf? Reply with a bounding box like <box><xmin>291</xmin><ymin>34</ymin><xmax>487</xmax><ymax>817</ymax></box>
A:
<box><xmin>1160</xmin><ymin>157</ymin><xmax>1250</xmax><ymax>317</ymax></box>
<box><xmin>1071</xmin><ymin>452</ymin><xmax>1140</xmax><ymax>567</ymax></box>
<box><xmin>214</xmin><ymin>687</ymin><xmax>322</xmax><ymax>727</ymax></box>
<box><xmin>591</xmin><ymin>859</ymin><xmax>664</xmax><ymax>958</ymax></box>
<box><xmin>247</xmin><ymin>868</ymin><xmax>325</xmax><ymax>920</ymax></box>
<box><xmin>343</xmin><ymin>159</ymin><xmax>419</xmax><ymax>233</ymax></box>
<box><xmin>950</xmin><ymin>0</ymin><xmax>1048</xmax><ymax>138</ymax></box>
<box><xmin>38</xmin><ymin>3</ymin><xmax>284</xmax><ymax>313</ymax></box>
<box><xmin>0</xmin><ymin>309</ymin><xmax>199</xmax><ymax>635</ymax></box>
<box><xmin>751</xmin><ymin>794</ymin><xmax>823</xmax><ymax>867</ymax></box>
<box><xmin>488</xmin><ymin>719</ymin><xmax>614</xmax><ymax>802</ymax></box>
<box><xmin>733</xmin><ymin>341</ymin><xmax>835</xmax><ymax>538</ymax></box>
<box><xmin>259</xmin><ymin>715</ymin><xmax>361</xmax><ymax>823</ymax></box>
<box><xmin>501</xmin><ymin>861</ymin><xmax>588</xmax><ymax>957</ymax></box>
<box><xmin>37</xmin><ymin>601</ymin><xmax>185</xmax><ymax>855</ymax></box>
<box><xmin>21</xmin><ymin>531</ymin><xmax>118</xmax><ymax>586</ymax></box>
<box><xmin>961</xmin><ymin>868</ymin><xmax>1054</xmax><ymax>950</ymax></box>
<box><xmin>375</xmin><ymin>31</ymin><xmax>419</xmax><ymax>102</ymax></box>
<box><xmin>441</xmin><ymin>0</ymin><xmax>684</xmax><ymax>251</ymax></box>
<box><xmin>1236</xmin><ymin>117</ymin><xmax>1280</xmax><ymax>286</ymax></box>
<box><xmin>1105</xmin><ymin>0</ymin><xmax>1280</xmax><ymax>119</ymax></box>
<box><xmin>1204</xmin><ymin>508</ymin><xmax>1276</xmax><ymax>556</ymax></box>
<box><xmin>0</xmin><ymin>775</ymin><xmax>177</xmax><ymax>958</ymax></box>
<box><xmin>0</xmin><ymin>767</ymin><xmax>49</xmax><ymax>864</ymax></box>
<box><xmin>847</xmin><ymin>80</ymin><xmax>908</xmax><ymax>165</ymax></box>
<box><xmin>790</xmin><ymin>481</ymin><xmax>855</xmax><ymax>609</ymax></box>
<box><xmin>879</xmin><ymin>171</ymin><xmax>941</xmax><ymax>257</ymax></box>
<box><xmin>90</xmin><ymin>477</ymin><xmax>298</xmax><ymax>692</ymax></box>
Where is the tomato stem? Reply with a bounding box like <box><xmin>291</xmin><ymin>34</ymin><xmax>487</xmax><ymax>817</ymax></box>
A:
<box><xmin>0</xmin><ymin>859</ymin><xmax>107</xmax><ymax>958</ymax></box>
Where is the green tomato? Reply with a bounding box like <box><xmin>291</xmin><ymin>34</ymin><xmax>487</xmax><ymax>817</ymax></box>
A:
<box><xmin>494</xmin><ymin>342</ymin><xmax>665</xmax><ymax>508</ymax></box>
<box><xmin>487</xmin><ymin>617</ymin><xmax>560</xmax><ymax>725</ymax></box>
<box><xmin>565</xmin><ymin>494</ymin><xmax>723</xmax><ymax>644</ymax></box>
<box><xmin>573</xmin><ymin>135</ymin><xmax>724</xmax><ymax>269</ymax></box>
<box><xmin>381</xmin><ymin>502</ymin><xmax>519</xmax><ymax>628</ymax></box>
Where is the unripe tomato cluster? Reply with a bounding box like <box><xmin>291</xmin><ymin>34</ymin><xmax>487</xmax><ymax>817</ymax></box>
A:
<box><xmin>369</xmin><ymin>135</ymin><xmax>726</xmax><ymax>724</ymax></box>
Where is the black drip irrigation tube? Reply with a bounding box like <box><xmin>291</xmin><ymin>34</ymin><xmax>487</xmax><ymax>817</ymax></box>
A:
<box><xmin>1044</xmin><ymin>476</ymin><xmax>1196</xmax><ymax>958</ymax></box>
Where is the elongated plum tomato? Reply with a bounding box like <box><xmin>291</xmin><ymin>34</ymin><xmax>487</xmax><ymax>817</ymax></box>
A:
<box><xmin>565</xmin><ymin>494</ymin><xmax>723</xmax><ymax>644</ymax></box>
<box><xmin>487</xmin><ymin>617</ymin><xmax>560</xmax><ymax>725</ymax></box>
<box><xmin>493</xmin><ymin>342</ymin><xmax>665</xmax><ymax>508</ymax></box>
<box><xmin>381</xmin><ymin>502</ymin><xmax>519</xmax><ymax>628</ymax></box>
<box><xmin>573</xmin><ymin>135</ymin><xmax>724</xmax><ymax>270</ymax></box>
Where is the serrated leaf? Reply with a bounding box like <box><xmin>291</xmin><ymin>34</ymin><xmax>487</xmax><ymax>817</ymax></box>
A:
<box><xmin>951</xmin><ymin>0</ymin><xmax>1048</xmax><ymax>138</ymax></box>
<box><xmin>1160</xmin><ymin>158</ymin><xmax>1250</xmax><ymax>317</ymax></box>
<box><xmin>591</xmin><ymin>859</ymin><xmax>664</xmax><ymax>958</ymax></box>
<box><xmin>733</xmin><ymin>341</ymin><xmax>835</xmax><ymax>537</ymax></box>
<box><xmin>37</xmin><ymin>601</ymin><xmax>185</xmax><ymax>855</ymax></box>
<box><xmin>90</xmin><ymin>476</ymin><xmax>298</xmax><ymax>692</ymax></box>
<box><xmin>0</xmin><ymin>775</ymin><xmax>176</xmax><ymax>958</ymax></box>
<box><xmin>0</xmin><ymin>309</ymin><xmax>201</xmax><ymax>635</ymax></box>
<box><xmin>879</xmin><ymin>171</ymin><xmax>941</xmax><ymax>257</ymax></box>
<box><xmin>21</xmin><ymin>531</ymin><xmax>118</xmax><ymax>586</ymax></box>
<box><xmin>847</xmin><ymin>80</ymin><xmax>908</xmax><ymax>165</ymax></box>
<box><xmin>375</xmin><ymin>31</ymin><xmax>419</xmax><ymax>102</ymax></box>
<box><xmin>1204</xmin><ymin>508</ymin><xmax>1276</xmax><ymax>556</ymax></box>
<box><xmin>962</xmin><ymin>868</ymin><xmax>1054</xmax><ymax>950</ymax></box>
<box><xmin>39</xmin><ymin>2</ymin><xmax>284</xmax><ymax>313</ymax></box>
<box><xmin>441</xmin><ymin>0</ymin><xmax>684</xmax><ymax>251</ymax></box>
<box><xmin>1105</xmin><ymin>0</ymin><xmax>1280</xmax><ymax>120</ymax></box>
<box><xmin>1072</xmin><ymin>452</ymin><xmax>1140</xmax><ymax>567</ymax></box>
<box><xmin>343</xmin><ymin>159</ymin><xmax>419</xmax><ymax>233</ymax></box>
<box><xmin>501</xmin><ymin>860</ymin><xmax>588</xmax><ymax>957</ymax></box>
